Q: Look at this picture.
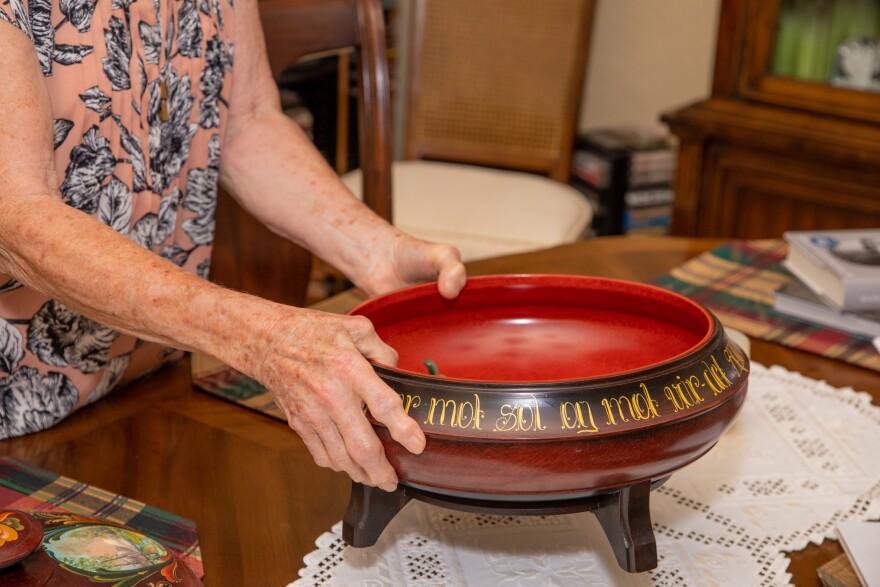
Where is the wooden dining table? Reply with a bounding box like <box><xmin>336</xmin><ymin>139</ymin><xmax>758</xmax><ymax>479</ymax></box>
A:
<box><xmin>2</xmin><ymin>236</ymin><xmax>877</xmax><ymax>586</ymax></box>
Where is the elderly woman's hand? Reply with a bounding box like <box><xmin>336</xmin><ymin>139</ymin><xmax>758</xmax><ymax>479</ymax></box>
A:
<box><xmin>357</xmin><ymin>234</ymin><xmax>467</xmax><ymax>299</ymax></box>
<box><xmin>241</xmin><ymin>230</ymin><xmax>465</xmax><ymax>490</ymax></box>
<box><xmin>244</xmin><ymin>303</ymin><xmax>422</xmax><ymax>492</ymax></box>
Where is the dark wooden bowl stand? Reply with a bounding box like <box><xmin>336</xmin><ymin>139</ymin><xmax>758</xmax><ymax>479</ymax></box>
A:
<box><xmin>342</xmin><ymin>478</ymin><xmax>665</xmax><ymax>573</ymax></box>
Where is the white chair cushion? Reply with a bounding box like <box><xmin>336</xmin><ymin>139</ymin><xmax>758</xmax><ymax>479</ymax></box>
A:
<box><xmin>342</xmin><ymin>160</ymin><xmax>593</xmax><ymax>262</ymax></box>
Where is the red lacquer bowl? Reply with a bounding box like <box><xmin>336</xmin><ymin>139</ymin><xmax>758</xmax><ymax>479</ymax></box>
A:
<box><xmin>350</xmin><ymin>274</ymin><xmax>750</xmax><ymax>499</ymax></box>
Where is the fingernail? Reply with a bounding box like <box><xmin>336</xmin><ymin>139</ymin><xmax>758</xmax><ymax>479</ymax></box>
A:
<box><xmin>380</xmin><ymin>481</ymin><xmax>398</xmax><ymax>492</ymax></box>
<box><xmin>408</xmin><ymin>432</ymin><xmax>426</xmax><ymax>454</ymax></box>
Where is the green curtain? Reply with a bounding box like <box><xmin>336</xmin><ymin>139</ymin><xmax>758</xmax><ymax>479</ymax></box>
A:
<box><xmin>772</xmin><ymin>0</ymin><xmax>880</xmax><ymax>83</ymax></box>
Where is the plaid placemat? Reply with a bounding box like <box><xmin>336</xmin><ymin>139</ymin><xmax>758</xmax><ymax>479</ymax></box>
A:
<box><xmin>0</xmin><ymin>456</ymin><xmax>204</xmax><ymax>578</ymax></box>
<box><xmin>653</xmin><ymin>239</ymin><xmax>880</xmax><ymax>372</ymax></box>
<box><xmin>193</xmin><ymin>363</ymin><xmax>283</xmax><ymax>421</ymax></box>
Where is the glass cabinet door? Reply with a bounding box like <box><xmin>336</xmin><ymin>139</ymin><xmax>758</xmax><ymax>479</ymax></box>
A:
<box><xmin>772</xmin><ymin>0</ymin><xmax>880</xmax><ymax>90</ymax></box>
<box><xmin>738</xmin><ymin>0</ymin><xmax>880</xmax><ymax>123</ymax></box>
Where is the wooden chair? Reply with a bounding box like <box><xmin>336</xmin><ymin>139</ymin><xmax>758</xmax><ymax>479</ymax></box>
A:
<box><xmin>404</xmin><ymin>0</ymin><xmax>595</xmax><ymax>181</ymax></box>
<box><xmin>343</xmin><ymin>0</ymin><xmax>597</xmax><ymax>262</ymax></box>
<box><xmin>211</xmin><ymin>0</ymin><xmax>392</xmax><ymax>306</ymax></box>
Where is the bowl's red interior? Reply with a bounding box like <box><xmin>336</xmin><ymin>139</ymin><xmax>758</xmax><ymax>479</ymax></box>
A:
<box><xmin>351</xmin><ymin>275</ymin><xmax>713</xmax><ymax>383</ymax></box>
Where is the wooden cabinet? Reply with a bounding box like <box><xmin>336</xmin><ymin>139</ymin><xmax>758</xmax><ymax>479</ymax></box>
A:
<box><xmin>662</xmin><ymin>0</ymin><xmax>880</xmax><ymax>238</ymax></box>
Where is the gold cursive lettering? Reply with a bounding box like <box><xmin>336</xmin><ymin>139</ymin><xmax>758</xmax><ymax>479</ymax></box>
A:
<box><xmin>423</xmin><ymin>394</ymin><xmax>483</xmax><ymax>430</ymax></box>
<box><xmin>454</xmin><ymin>393</ymin><xmax>484</xmax><ymax>429</ymax></box>
<box><xmin>399</xmin><ymin>393</ymin><xmax>422</xmax><ymax>415</ymax></box>
<box><xmin>493</xmin><ymin>395</ymin><xmax>546</xmax><ymax>432</ymax></box>
<box><xmin>494</xmin><ymin>403</ymin><xmax>518</xmax><ymax>432</ymax></box>
<box><xmin>723</xmin><ymin>342</ymin><xmax>749</xmax><ymax>376</ymax></box>
<box><xmin>560</xmin><ymin>400</ymin><xmax>599</xmax><ymax>433</ymax></box>
<box><xmin>663</xmin><ymin>375</ymin><xmax>704</xmax><ymax>412</ymax></box>
<box><xmin>702</xmin><ymin>355</ymin><xmax>733</xmax><ymax>395</ymax></box>
<box><xmin>602</xmin><ymin>383</ymin><xmax>659</xmax><ymax>425</ymax></box>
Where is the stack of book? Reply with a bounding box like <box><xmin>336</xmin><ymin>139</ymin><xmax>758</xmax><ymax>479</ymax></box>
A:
<box><xmin>569</xmin><ymin>127</ymin><xmax>676</xmax><ymax>236</ymax></box>
<box><xmin>776</xmin><ymin>229</ymin><xmax>880</xmax><ymax>339</ymax></box>
<box><xmin>817</xmin><ymin>520</ymin><xmax>880</xmax><ymax>587</ymax></box>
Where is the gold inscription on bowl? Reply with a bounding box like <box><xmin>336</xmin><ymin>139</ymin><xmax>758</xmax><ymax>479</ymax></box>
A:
<box><xmin>424</xmin><ymin>394</ymin><xmax>484</xmax><ymax>429</ymax></box>
<box><xmin>560</xmin><ymin>400</ymin><xmax>599</xmax><ymax>434</ymax></box>
<box><xmin>602</xmin><ymin>383</ymin><xmax>660</xmax><ymax>426</ymax></box>
<box><xmin>389</xmin><ymin>349</ymin><xmax>749</xmax><ymax>437</ymax></box>
<box><xmin>493</xmin><ymin>395</ymin><xmax>546</xmax><ymax>432</ymax></box>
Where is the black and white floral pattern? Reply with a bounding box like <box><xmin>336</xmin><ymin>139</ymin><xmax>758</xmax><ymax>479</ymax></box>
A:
<box><xmin>60</xmin><ymin>126</ymin><xmax>116</xmax><ymax>213</ymax></box>
<box><xmin>157</xmin><ymin>186</ymin><xmax>182</xmax><ymax>241</ymax></box>
<box><xmin>129</xmin><ymin>213</ymin><xmax>159</xmax><ymax>250</ymax></box>
<box><xmin>102</xmin><ymin>15</ymin><xmax>132</xmax><ymax>90</ymax></box>
<box><xmin>80</xmin><ymin>86</ymin><xmax>113</xmax><ymax>121</ymax></box>
<box><xmin>27</xmin><ymin>301</ymin><xmax>120</xmax><ymax>374</ymax></box>
<box><xmin>161</xmin><ymin>243</ymin><xmax>192</xmax><ymax>266</ymax></box>
<box><xmin>28</xmin><ymin>0</ymin><xmax>54</xmax><ymax>74</ymax></box>
<box><xmin>53</xmin><ymin>43</ymin><xmax>95</xmax><ymax>66</ymax></box>
<box><xmin>4</xmin><ymin>0</ymin><xmax>98</xmax><ymax>77</ymax></box>
<box><xmin>196</xmin><ymin>258</ymin><xmax>210</xmax><ymax>280</ymax></box>
<box><xmin>212</xmin><ymin>0</ymin><xmax>222</xmax><ymax>30</ymax></box>
<box><xmin>0</xmin><ymin>367</ymin><xmax>79</xmax><ymax>438</ymax></box>
<box><xmin>115</xmin><ymin>115</ymin><xmax>149</xmax><ymax>192</ymax></box>
<box><xmin>8</xmin><ymin>0</ymin><xmax>31</xmax><ymax>37</ymax></box>
<box><xmin>198</xmin><ymin>34</ymin><xmax>230</xmax><ymax>128</ymax></box>
<box><xmin>86</xmin><ymin>354</ymin><xmax>130</xmax><ymax>405</ymax></box>
<box><xmin>149</xmin><ymin>66</ymin><xmax>198</xmax><ymax>192</ymax></box>
<box><xmin>177</xmin><ymin>0</ymin><xmax>202</xmax><ymax>57</ymax></box>
<box><xmin>97</xmin><ymin>176</ymin><xmax>133</xmax><ymax>234</ymax></box>
<box><xmin>182</xmin><ymin>133</ymin><xmax>219</xmax><ymax>245</ymax></box>
<box><xmin>0</xmin><ymin>0</ymin><xmax>234</xmax><ymax>436</ymax></box>
<box><xmin>60</xmin><ymin>0</ymin><xmax>99</xmax><ymax>32</ymax></box>
<box><xmin>53</xmin><ymin>119</ymin><xmax>75</xmax><ymax>149</ymax></box>
<box><xmin>130</xmin><ymin>185</ymin><xmax>181</xmax><ymax>250</ymax></box>
<box><xmin>0</xmin><ymin>319</ymin><xmax>24</xmax><ymax>374</ymax></box>
<box><xmin>0</xmin><ymin>280</ymin><xmax>22</xmax><ymax>294</ymax></box>
<box><xmin>139</xmin><ymin>21</ymin><xmax>162</xmax><ymax>65</ymax></box>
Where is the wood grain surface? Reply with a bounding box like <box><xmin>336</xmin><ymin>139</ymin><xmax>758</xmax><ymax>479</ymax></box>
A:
<box><xmin>3</xmin><ymin>236</ymin><xmax>876</xmax><ymax>586</ymax></box>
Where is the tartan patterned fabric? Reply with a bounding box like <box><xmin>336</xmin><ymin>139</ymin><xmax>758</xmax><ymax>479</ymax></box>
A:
<box><xmin>0</xmin><ymin>456</ymin><xmax>204</xmax><ymax>578</ymax></box>
<box><xmin>653</xmin><ymin>239</ymin><xmax>880</xmax><ymax>373</ymax></box>
<box><xmin>192</xmin><ymin>240</ymin><xmax>880</xmax><ymax>421</ymax></box>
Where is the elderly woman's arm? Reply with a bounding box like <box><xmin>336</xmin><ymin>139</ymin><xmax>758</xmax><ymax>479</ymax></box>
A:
<box><xmin>0</xmin><ymin>11</ymin><xmax>462</xmax><ymax>491</ymax></box>
<box><xmin>213</xmin><ymin>0</ymin><xmax>467</xmax><ymax>485</ymax></box>
<box><xmin>0</xmin><ymin>23</ymin><xmax>234</xmax><ymax>354</ymax></box>
<box><xmin>217</xmin><ymin>0</ymin><xmax>464</xmax><ymax>298</ymax></box>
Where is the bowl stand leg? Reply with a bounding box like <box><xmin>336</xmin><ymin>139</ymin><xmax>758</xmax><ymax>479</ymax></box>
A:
<box><xmin>342</xmin><ymin>479</ymin><xmax>658</xmax><ymax>573</ymax></box>
<box><xmin>342</xmin><ymin>482</ymin><xmax>410</xmax><ymax>547</ymax></box>
<box><xmin>594</xmin><ymin>480</ymin><xmax>657</xmax><ymax>573</ymax></box>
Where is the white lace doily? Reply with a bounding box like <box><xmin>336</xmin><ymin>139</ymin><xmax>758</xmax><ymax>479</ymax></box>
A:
<box><xmin>290</xmin><ymin>364</ymin><xmax>880</xmax><ymax>586</ymax></box>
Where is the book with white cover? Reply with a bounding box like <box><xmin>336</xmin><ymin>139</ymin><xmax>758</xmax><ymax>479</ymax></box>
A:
<box><xmin>774</xmin><ymin>278</ymin><xmax>880</xmax><ymax>338</ymax></box>
<box><xmin>836</xmin><ymin>520</ymin><xmax>880</xmax><ymax>587</ymax></box>
<box><xmin>783</xmin><ymin>229</ymin><xmax>880</xmax><ymax>311</ymax></box>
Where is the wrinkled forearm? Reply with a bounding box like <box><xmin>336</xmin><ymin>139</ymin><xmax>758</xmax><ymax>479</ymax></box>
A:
<box><xmin>0</xmin><ymin>193</ymin><xmax>280</xmax><ymax>375</ymax></box>
<box><xmin>218</xmin><ymin>106</ymin><xmax>404</xmax><ymax>290</ymax></box>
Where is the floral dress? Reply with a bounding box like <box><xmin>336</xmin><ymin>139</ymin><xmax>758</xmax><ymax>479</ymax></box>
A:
<box><xmin>0</xmin><ymin>0</ymin><xmax>234</xmax><ymax>437</ymax></box>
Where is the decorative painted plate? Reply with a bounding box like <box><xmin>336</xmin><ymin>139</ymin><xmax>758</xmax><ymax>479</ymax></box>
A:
<box><xmin>0</xmin><ymin>510</ymin><xmax>42</xmax><ymax>570</ymax></box>
<box><xmin>0</xmin><ymin>512</ymin><xmax>201</xmax><ymax>586</ymax></box>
